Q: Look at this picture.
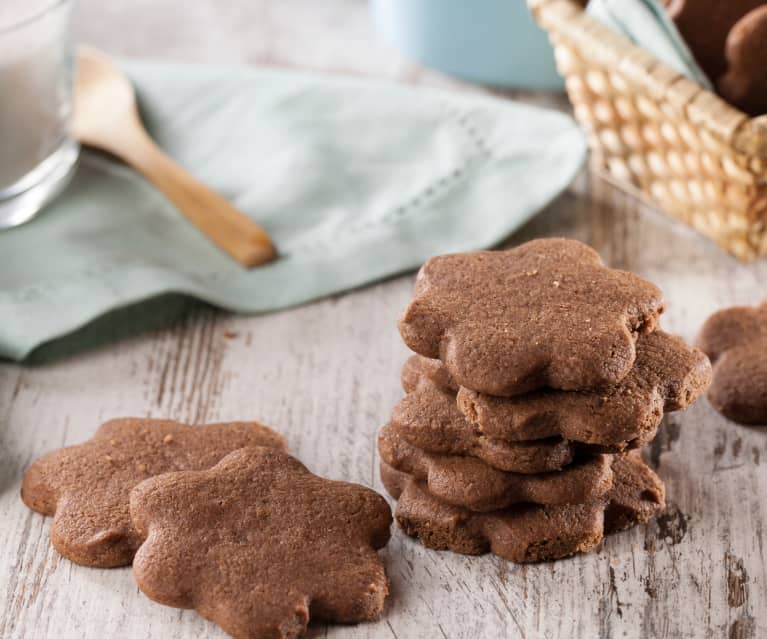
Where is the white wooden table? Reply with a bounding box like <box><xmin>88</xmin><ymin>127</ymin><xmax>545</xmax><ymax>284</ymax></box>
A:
<box><xmin>1</xmin><ymin>1</ymin><xmax>765</xmax><ymax>638</ymax></box>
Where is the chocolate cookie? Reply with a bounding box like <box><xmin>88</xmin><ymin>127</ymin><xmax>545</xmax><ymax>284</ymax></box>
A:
<box><xmin>130</xmin><ymin>447</ymin><xmax>392</xmax><ymax>639</ymax></box>
<box><xmin>718</xmin><ymin>6</ymin><xmax>767</xmax><ymax>116</ymax></box>
<box><xmin>378</xmin><ymin>423</ymin><xmax>613</xmax><ymax>512</ymax></box>
<box><xmin>395</xmin><ymin>364</ymin><xmax>578</xmax><ymax>473</ymax></box>
<box><xmin>401</xmin><ymin>352</ymin><xmax>458</xmax><ymax>394</ymax></box>
<box><xmin>398</xmin><ymin>239</ymin><xmax>664</xmax><ymax>397</ymax></box>
<box><xmin>457</xmin><ymin>330</ymin><xmax>711</xmax><ymax>447</ymax></box>
<box><xmin>381</xmin><ymin>452</ymin><xmax>664</xmax><ymax>563</ymax></box>
<box><xmin>696</xmin><ymin>302</ymin><xmax>767</xmax><ymax>424</ymax></box>
<box><xmin>383</xmin><ymin>463</ymin><xmax>604</xmax><ymax>561</ymax></box>
<box><xmin>604</xmin><ymin>451</ymin><xmax>668</xmax><ymax>533</ymax></box>
<box><xmin>21</xmin><ymin>418</ymin><xmax>286</xmax><ymax>567</ymax></box>
<box><xmin>665</xmin><ymin>0</ymin><xmax>765</xmax><ymax>80</ymax></box>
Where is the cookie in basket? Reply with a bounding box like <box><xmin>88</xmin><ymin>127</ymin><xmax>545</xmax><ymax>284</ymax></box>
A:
<box><xmin>718</xmin><ymin>5</ymin><xmax>767</xmax><ymax>116</ymax></box>
<box><xmin>665</xmin><ymin>0</ymin><xmax>765</xmax><ymax>79</ymax></box>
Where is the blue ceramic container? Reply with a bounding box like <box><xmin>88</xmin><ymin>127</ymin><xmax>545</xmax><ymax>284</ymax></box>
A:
<box><xmin>371</xmin><ymin>0</ymin><xmax>563</xmax><ymax>90</ymax></box>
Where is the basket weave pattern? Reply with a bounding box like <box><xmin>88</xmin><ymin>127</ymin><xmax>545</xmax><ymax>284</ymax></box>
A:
<box><xmin>529</xmin><ymin>0</ymin><xmax>767</xmax><ymax>260</ymax></box>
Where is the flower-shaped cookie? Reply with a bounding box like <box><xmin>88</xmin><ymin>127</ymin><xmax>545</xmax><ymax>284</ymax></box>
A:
<box><xmin>718</xmin><ymin>6</ymin><xmax>767</xmax><ymax>116</ymax></box>
<box><xmin>21</xmin><ymin>418</ymin><xmax>286</xmax><ymax>567</ymax></box>
<box><xmin>457</xmin><ymin>330</ymin><xmax>712</xmax><ymax>447</ymax></box>
<box><xmin>398</xmin><ymin>239</ymin><xmax>664</xmax><ymax>396</ymax></box>
<box><xmin>378</xmin><ymin>423</ymin><xmax>613</xmax><ymax>511</ymax></box>
<box><xmin>130</xmin><ymin>447</ymin><xmax>392</xmax><ymax>639</ymax></box>
<box><xmin>397</xmin><ymin>356</ymin><xmax>578</xmax><ymax>473</ymax></box>
<box><xmin>380</xmin><ymin>450</ymin><xmax>664</xmax><ymax>563</ymax></box>
<box><xmin>401</xmin><ymin>353</ymin><xmax>459</xmax><ymax>394</ymax></box>
<box><xmin>696</xmin><ymin>302</ymin><xmax>767</xmax><ymax>424</ymax></box>
<box><xmin>666</xmin><ymin>0</ymin><xmax>765</xmax><ymax>79</ymax></box>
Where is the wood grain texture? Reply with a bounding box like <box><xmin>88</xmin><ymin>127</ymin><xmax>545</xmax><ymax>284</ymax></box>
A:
<box><xmin>1</xmin><ymin>1</ymin><xmax>765</xmax><ymax>638</ymax></box>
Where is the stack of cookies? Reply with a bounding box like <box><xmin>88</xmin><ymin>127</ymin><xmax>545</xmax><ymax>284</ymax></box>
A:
<box><xmin>379</xmin><ymin>238</ymin><xmax>712</xmax><ymax>562</ymax></box>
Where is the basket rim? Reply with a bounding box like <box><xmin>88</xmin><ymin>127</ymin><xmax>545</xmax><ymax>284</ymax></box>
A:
<box><xmin>529</xmin><ymin>0</ymin><xmax>767</xmax><ymax>158</ymax></box>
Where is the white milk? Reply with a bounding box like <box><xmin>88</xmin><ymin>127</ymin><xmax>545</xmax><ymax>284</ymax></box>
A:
<box><xmin>0</xmin><ymin>0</ymin><xmax>73</xmax><ymax>194</ymax></box>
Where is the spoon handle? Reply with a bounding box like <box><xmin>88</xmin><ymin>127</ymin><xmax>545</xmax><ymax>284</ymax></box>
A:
<box><xmin>119</xmin><ymin>128</ymin><xmax>276</xmax><ymax>268</ymax></box>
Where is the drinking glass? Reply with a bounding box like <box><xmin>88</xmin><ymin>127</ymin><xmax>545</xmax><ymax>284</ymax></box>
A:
<box><xmin>0</xmin><ymin>0</ymin><xmax>79</xmax><ymax>228</ymax></box>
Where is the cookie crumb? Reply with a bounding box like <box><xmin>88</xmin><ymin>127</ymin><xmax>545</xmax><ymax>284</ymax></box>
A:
<box><xmin>163</xmin><ymin>434</ymin><xmax>174</xmax><ymax>445</ymax></box>
<box><xmin>137</xmin><ymin>463</ymin><xmax>148</xmax><ymax>473</ymax></box>
<box><xmin>110</xmin><ymin>439</ymin><xmax>117</xmax><ymax>446</ymax></box>
<box><xmin>552</xmin><ymin>280</ymin><xmax>560</xmax><ymax>287</ymax></box>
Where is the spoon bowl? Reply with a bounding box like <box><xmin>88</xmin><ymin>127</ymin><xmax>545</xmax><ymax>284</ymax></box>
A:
<box><xmin>73</xmin><ymin>48</ymin><xmax>276</xmax><ymax>268</ymax></box>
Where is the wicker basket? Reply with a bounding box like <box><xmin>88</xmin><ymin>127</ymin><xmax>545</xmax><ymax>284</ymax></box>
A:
<box><xmin>529</xmin><ymin>0</ymin><xmax>767</xmax><ymax>260</ymax></box>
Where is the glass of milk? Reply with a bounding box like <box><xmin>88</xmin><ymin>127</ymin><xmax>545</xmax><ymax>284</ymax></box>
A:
<box><xmin>0</xmin><ymin>0</ymin><xmax>79</xmax><ymax>228</ymax></box>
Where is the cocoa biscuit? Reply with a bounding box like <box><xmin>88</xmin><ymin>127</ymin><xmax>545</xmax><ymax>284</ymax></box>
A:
<box><xmin>457</xmin><ymin>330</ymin><xmax>711</xmax><ymax>446</ymax></box>
<box><xmin>665</xmin><ymin>0</ymin><xmax>765</xmax><ymax>80</ymax></box>
<box><xmin>401</xmin><ymin>353</ymin><xmax>458</xmax><ymax>394</ymax></box>
<box><xmin>604</xmin><ymin>451</ymin><xmax>666</xmax><ymax>533</ymax></box>
<box><xmin>696</xmin><ymin>302</ymin><xmax>767</xmax><ymax>424</ymax></box>
<box><xmin>378</xmin><ymin>423</ymin><xmax>613</xmax><ymax>511</ymax></box>
<box><xmin>718</xmin><ymin>6</ymin><xmax>767</xmax><ymax>116</ymax></box>
<box><xmin>380</xmin><ymin>462</ymin><xmax>605</xmax><ymax>562</ymax></box>
<box><xmin>380</xmin><ymin>452</ymin><xmax>665</xmax><ymax>562</ymax></box>
<box><xmin>393</xmin><ymin>374</ymin><xmax>578</xmax><ymax>473</ymax></box>
<box><xmin>21</xmin><ymin>418</ymin><xmax>286</xmax><ymax>567</ymax></box>
<box><xmin>398</xmin><ymin>356</ymin><xmax>659</xmax><ymax>460</ymax></box>
<box><xmin>130</xmin><ymin>447</ymin><xmax>392</xmax><ymax>639</ymax></box>
<box><xmin>398</xmin><ymin>238</ymin><xmax>664</xmax><ymax>397</ymax></box>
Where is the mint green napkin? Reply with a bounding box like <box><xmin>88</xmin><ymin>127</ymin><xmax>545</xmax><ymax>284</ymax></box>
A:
<box><xmin>587</xmin><ymin>0</ymin><xmax>712</xmax><ymax>89</ymax></box>
<box><xmin>0</xmin><ymin>62</ymin><xmax>586</xmax><ymax>360</ymax></box>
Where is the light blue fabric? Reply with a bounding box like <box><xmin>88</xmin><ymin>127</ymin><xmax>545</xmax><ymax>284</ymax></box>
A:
<box><xmin>587</xmin><ymin>0</ymin><xmax>712</xmax><ymax>89</ymax></box>
<box><xmin>371</xmin><ymin>0</ymin><xmax>563</xmax><ymax>90</ymax></box>
<box><xmin>0</xmin><ymin>62</ymin><xmax>587</xmax><ymax>360</ymax></box>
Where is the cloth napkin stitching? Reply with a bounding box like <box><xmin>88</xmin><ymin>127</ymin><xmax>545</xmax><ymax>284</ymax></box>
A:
<box><xmin>447</xmin><ymin>106</ymin><xmax>494</xmax><ymax>158</ymax></box>
<box><xmin>285</xmin><ymin>106</ymin><xmax>495</xmax><ymax>256</ymax></box>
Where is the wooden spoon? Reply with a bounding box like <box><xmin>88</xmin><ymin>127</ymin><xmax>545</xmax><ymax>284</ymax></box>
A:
<box><xmin>72</xmin><ymin>47</ymin><xmax>276</xmax><ymax>268</ymax></box>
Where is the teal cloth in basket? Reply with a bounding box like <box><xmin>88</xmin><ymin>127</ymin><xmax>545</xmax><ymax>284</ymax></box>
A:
<box><xmin>0</xmin><ymin>62</ymin><xmax>586</xmax><ymax>360</ymax></box>
<box><xmin>587</xmin><ymin>0</ymin><xmax>712</xmax><ymax>89</ymax></box>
